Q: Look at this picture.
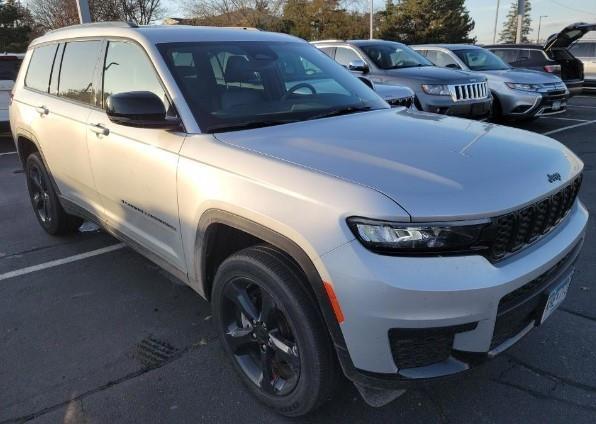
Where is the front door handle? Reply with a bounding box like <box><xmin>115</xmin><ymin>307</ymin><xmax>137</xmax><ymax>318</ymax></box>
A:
<box><xmin>35</xmin><ymin>106</ymin><xmax>49</xmax><ymax>115</ymax></box>
<box><xmin>89</xmin><ymin>123</ymin><xmax>109</xmax><ymax>136</ymax></box>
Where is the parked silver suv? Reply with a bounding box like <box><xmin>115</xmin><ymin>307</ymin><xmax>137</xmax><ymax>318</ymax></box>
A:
<box><xmin>10</xmin><ymin>23</ymin><xmax>588</xmax><ymax>416</ymax></box>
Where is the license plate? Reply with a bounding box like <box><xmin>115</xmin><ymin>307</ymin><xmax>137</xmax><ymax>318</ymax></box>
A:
<box><xmin>540</xmin><ymin>274</ymin><xmax>572</xmax><ymax>324</ymax></box>
<box><xmin>552</xmin><ymin>100</ymin><xmax>561</xmax><ymax>111</ymax></box>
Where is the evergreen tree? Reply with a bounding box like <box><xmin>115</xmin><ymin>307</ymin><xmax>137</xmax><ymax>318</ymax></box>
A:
<box><xmin>378</xmin><ymin>0</ymin><xmax>475</xmax><ymax>44</ymax></box>
<box><xmin>498</xmin><ymin>0</ymin><xmax>532</xmax><ymax>43</ymax></box>
<box><xmin>0</xmin><ymin>0</ymin><xmax>34</xmax><ymax>52</ymax></box>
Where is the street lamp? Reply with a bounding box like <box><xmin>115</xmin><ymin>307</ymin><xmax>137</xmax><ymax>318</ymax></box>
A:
<box><xmin>370</xmin><ymin>0</ymin><xmax>373</xmax><ymax>39</ymax></box>
<box><xmin>537</xmin><ymin>15</ymin><xmax>548</xmax><ymax>43</ymax></box>
<box><xmin>492</xmin><ymin>0</ymin><xmax>501</xmax><ymax>44</ymax></box>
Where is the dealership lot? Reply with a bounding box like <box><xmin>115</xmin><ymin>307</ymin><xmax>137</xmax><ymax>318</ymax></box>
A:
<box><xmin>1</xmin><ymin>96</ymin><xmax>596</xmax><ymax>423</ymax></box>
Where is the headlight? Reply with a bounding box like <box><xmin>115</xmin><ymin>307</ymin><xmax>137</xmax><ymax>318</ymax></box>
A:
<box><xmin>421</xmin><ymin>84</ymin><xmax>451</xmax><ymax>96</ymax></box>
<box><xmin>505</xmin><ymin>82</ymin><xmax>541</xmax><ymax>92</ymax></box>
<box><xmin>347</xmin><ymin>217</ymin><xmax>489</xmax><ymax>255</ymax></box>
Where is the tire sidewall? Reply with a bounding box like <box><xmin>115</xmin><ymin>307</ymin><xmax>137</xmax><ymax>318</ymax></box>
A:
<box><xmin>25</xmin><ymin>153</ymin><xmax>60</xmax><ymax>234</ymax></box>
<box><xmin>212</xmin><ymin>251</ymin><xmax>331</xmax><ymax>416</ymax></box>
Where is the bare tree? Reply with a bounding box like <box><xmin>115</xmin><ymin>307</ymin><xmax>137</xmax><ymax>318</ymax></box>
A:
<box><xmin>28</xmin><ymin>0</ymin><xmax>163</xmax><ymax>29</ymax></box>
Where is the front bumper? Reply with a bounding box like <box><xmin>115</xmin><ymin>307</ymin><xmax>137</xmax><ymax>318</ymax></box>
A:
<box><xmin>319</xmin><ymin>201</ymin><xmax>588</xmax><ymax>388</ymax></box>
<box><xmin>418</xmin><ymin>94</ymin><xmax>492</xmax><ymax>119</ymax></box>
<box><xmin>499</xmin><ymin>88</ymin><xmax>570</xmax><ymax>118</ymax></box>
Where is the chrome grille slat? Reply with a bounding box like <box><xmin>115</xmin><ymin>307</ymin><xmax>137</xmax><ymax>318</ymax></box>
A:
<box><xmin>448</xmin><ymin>82</ymin><xmax>489</xmax><ymax>102</ymax></box>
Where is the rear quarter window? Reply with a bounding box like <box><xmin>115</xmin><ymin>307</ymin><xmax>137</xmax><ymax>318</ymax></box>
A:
<box><xmin>25</xmin><ymin>44</ymin><xmax>58</xmax><ymax>92</ymax></box>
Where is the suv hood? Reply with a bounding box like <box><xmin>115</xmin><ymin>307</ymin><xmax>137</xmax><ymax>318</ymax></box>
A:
<box><xmin>544</xmin><ymin>22</ymin><xmax>596</xmax><ymax>51</ymax></box>
<box><xmin>215</xmin><ymin>109</ymin><xmax>582</xmax><ymax>221</ymax></box>
<box><xmin>478</xmin><ymin>67</ymin><xmax>562</xmax><ymax>84</ymax></box>
<box><xmin>383</xmin><ymin>65</ymin><xmax>484</xmax><ymax>84</ymax></box>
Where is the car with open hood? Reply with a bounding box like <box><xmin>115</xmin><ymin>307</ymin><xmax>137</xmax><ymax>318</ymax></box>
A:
<box><xmin>413</xmin><ymin>44</ymin><xmax>570</xmax><ymax>121</ymax></box>
<box><xmin>486</xmin><ymin>22</ymin><xmax>596</xmax><ymax>95</ymax></box>
<box><xmin>313</xmin><ymin>39</ymin><xmax>492</xmax><ymax>119</ymax></box>
<box><xmin>10</xmin><ymin>23</ymin><xmax>588</xmax><ymax>416</ymax></box>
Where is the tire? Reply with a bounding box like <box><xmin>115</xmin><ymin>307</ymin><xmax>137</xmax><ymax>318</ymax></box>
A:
<box><xmin>489</xmin><ymin>94</ymin><xmax>503</xmax><ymax>123</ymax></box>
<box><xmin>25</xmin><ymin>153</ymin><xmax>83</xmax><ymax>235</ymax></box>
<box><xmin>212</xmin><ymin>245</ymin><xmax>338</xmax><ymax>416</ymax></box>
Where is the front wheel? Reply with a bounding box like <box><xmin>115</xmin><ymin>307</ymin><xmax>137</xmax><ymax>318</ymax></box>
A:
<box><xmin>212</xmin><ymin>245</ymin><xmax>337</xmax><ymax>416</ymax></box>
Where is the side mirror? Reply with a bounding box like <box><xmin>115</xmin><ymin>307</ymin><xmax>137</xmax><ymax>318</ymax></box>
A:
<box><xmin>357</xmin><ymin>76</ymin><xmax>375</xmax><ymax>90</ymax></box>
<box><xmin>445</xmin><ymin>63</ymin><xmax>461</xmax><ymax>69</ymax></box>
<box><xmin>106</xmin><ymin>91</ymin><xmax>180</xmax><ymax>129</ymax></box>
<box><xmin>348</xmin><ymin>59</ymin><xmax>369</xmax><ymax>73</ymax></box>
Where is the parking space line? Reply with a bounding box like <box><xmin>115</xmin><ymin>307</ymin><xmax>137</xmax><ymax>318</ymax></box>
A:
<box><xmin>539</xmin><ymin>117</ymin><xmax>588</xmax><ymax>122</ymax></box>
<box><xmin>0</xmin><ymin>243</ymin><xmax>125</xmax><ymax>281</ymax></box>
<box><xmin>0</xmin><ymin>151</ymin><xmax>17</xmax><ymax>157</ymax></box>
<box><xmin>567</xmin><ymin>105</ymin><xmax>596</xmax><ymax>109</ymax></box>
<box><xmin>542</xmin><ymin>120</ymin><xmax>596</xmax><ymax>136</ymax></box>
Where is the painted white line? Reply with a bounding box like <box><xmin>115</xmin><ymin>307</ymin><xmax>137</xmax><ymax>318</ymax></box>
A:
<box><xmin>0</xmin><ymin>243</ymin><xmax>125</xmax><ymax>281</ymax></box>
<box><xmin>539</xmin><ymin>117</ymin><xmax>588</xmax><ymax>122</ymax></box>
<box><xmin>542</xmin><ymin>120</ymin><xmax>596</xmax><ymax>136</ymax></box>
<box><xmin>567</xmin><ymin>105</ymin><xmax>596</xmax><ymax>109</ymax></box>
<box><xmin>0</xmin><ymin>151</ymin><xmax>17</xmax><ymax>157</ymax></box>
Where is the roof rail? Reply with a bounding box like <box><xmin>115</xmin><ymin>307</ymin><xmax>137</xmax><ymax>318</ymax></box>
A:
<box><xmin>48</xmin><ymin>21</ymin><xmax>138</xmax><ymax>34</ymax></box>
<box><xmin>311</xmin><ymin>39</ymin><xmax>344</xmax><ymax>43</ymax></box>
<box><xmin>219</xmin><ymin>26</ymin><xmax>261</xmax><ymax>31</ymax></box>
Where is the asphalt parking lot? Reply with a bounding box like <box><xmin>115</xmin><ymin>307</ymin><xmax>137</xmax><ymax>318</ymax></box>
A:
<box><xmin>1</xmin><ymin>95</ymin><xmax>595</xmax><ymax>424</ymax></box>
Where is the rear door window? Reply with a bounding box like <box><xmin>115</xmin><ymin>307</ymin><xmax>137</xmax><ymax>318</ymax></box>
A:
<box><xmin>58</xmin><ymin>40</ymin><xmax>102</xmax><ymax>105</ymax></box>
<box><xmin>25</xmin><ymin>44</ymin><xmax>58</xmax><ymax>92</ymax></box>
<box><xmin>318</xmin><ymin>47</ymin><xmax>336</xmax><ymax>59</ymax></box>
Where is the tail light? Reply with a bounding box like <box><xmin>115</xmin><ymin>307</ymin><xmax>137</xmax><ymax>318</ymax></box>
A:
<box><xmin>544</xmin><ymin>65</ymin><xmax>561</xmax><ymax>73</ymax></box>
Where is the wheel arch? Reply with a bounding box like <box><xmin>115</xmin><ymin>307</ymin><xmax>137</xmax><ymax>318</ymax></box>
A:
<box><xmin>195</xmin><ymin>209</ymin><xmax>348</xmax><ymax>352</ymax></box>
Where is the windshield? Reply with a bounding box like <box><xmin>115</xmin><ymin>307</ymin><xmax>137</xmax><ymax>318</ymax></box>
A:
<box><xmin>0</xmin><ymin>56</ymin><xmax>23</xmax><ymax>81</ymax></box>
<box><xmin>454</xmin><ymin>49</ymin><xmax>510</xmax><ymax>71</ymax></box>
<box><xmin>359</xmin><ymin>43</ymin><xmax>433</xmax><ymax>70</ymax></box>
<box><xmin>158</xmin><ymin>42</ymin><xmax>388</xmax><ymax>133</ymax></box>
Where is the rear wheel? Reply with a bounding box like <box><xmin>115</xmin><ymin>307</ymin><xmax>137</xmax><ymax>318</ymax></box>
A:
<box><xmin>212</xmin><ymin>245</ymin><xmax>337</xmax><ymax>416</ymax></box>
<box><xmin>25</xmin><ymin>153</ymin><xmax>82</xmax><ymax>235</ymax></box>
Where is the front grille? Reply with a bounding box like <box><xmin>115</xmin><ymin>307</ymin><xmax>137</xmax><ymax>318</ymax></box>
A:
<box><xmin>490</xmin><ymin>243</ymin><xmax>579</xmax><ymax>349</ymax></box>
<box><xmin>389</xmin><ymin>323</ymin><xmax>477</xmax><ymax>369</ymax></box>
<box><xmin>388</xmin><ymin>96</ymin><xmax>414</xmax><ymax>108</ymax></box>
<box><xmin>483</xmin><ymin>174</ymin><xmax>582</xmax><ymax>262</ymax></box>
<box><xmin>449</xmin><ymin>82</ymin><xmax>488</xmax><ymax>102</ymax></box>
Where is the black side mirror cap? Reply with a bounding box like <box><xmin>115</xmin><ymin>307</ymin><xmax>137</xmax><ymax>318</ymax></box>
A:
<box><xmin>106</xmin><ymin>91</ymin><xmax>181</xmax><ymax>129</ymax></box>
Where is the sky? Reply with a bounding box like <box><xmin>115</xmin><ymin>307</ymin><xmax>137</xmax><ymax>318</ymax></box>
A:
<box><xmin>163</xmin><ymin>0</ymin><xmax>596</xmax><ymax>44</ymax></box>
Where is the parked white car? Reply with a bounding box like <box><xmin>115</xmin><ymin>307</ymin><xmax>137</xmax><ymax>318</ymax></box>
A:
<box><xmin>0</xmin><ymin>53</ymin><xmax>24</xmax><ymax>132</ymax></box>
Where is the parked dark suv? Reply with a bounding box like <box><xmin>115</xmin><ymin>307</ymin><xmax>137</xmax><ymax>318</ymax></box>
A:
<box><xmin>313</xmin><ymin>39</ymin><xmax>492</xmax><ymax>119</ymax></box>
<box><xmin>486</xmin><ymin>22</ymin><xmax>596</xmax><ymax>95</ymax></box>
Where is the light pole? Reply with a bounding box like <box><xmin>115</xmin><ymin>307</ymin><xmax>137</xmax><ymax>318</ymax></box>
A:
<box><xmin>492</xmin><ymin>0</ymin><xmax>501</xmax><ymax>44</ymax></box>
<box><xmin>515</xmin><ymin>0</ymin><xmax>525</xmax><ymax>43</ymax></box>
<box><xmin>537</xmin><ymin>15</ymin><xmax>548</xmax><ymax>43</ymax></box>
<box><xmin>369</xmin><ymin>0</ymin><xmax>373</xmax><ymax>39</ymax></box>
<box><xmin>76</xmin><ymin>0</ymin><xmax>91</xmax><ymax>23</ymax></box>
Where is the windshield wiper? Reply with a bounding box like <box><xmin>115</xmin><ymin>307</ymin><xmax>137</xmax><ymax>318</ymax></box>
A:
<box><xmin>207</xmin><ymin>119</ymin><xmax>298</xmax><ymax>133</ymax></box>
<box><xmin>307</xmin><ymin>105</ymin><xmax>373</xmax><ymax>121</ymax></box>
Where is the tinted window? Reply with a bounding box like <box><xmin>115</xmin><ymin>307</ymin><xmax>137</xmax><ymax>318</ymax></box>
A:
<box><xmin>335</xmin><ymin>47</ymin><xmax>360</xmax><ymax>66</ymax></box>
<box><xmin>426</xmin><ymin>50</ymin><xmax>459</xmax><ymax>67</ymax></box>
<box><xmin>491</xmin><ymin>48</ymin><xmax>519</xmax><ymax>63</ymax></box>
<box><xmin>103</xmin><ymin>41</ymin><xmax>168</xmax><ymax>108</ymax></box>
<box><xmin>528</xmin><ymin>49</ymin><xmax>546</xmax><ymax>61</ymax></box>
<box><xmin>359</xmin><ymin>42</ymin><xmax>433</xmax><ymax>69</ymax></box>
<box><xmin>160</xmin><ymin>41</ymin><xmax>387</xmax><ymax>133</ymax></box>
<box><xmin>25</xmin><ymin>44</ymin><xmax>58</xmax><ymax>91</ymax></box>
<box><xmin>570</xmin><ymin>42</ymin><xmax>596</xmax><ymax>57</ymax></box>
<box><xmin>0</xmin><ymin>56</ymin><xmax>23</xmax><ymax>81</ymax></box>
<box><xmin>454</xmin><ymin>49</ymin><xmax>509</xmax><ymax>71</ymax></box>
<box><xmin>59</xmin><ymin>41</ymin><xmax>102</xmax><ymax>105</ymax></box>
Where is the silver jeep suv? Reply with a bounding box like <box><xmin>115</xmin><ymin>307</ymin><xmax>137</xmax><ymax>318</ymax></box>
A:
<box><xmin>10</xmin><ymin>23</ymin><xmax>588</xmax><ymax>416</ymax></box>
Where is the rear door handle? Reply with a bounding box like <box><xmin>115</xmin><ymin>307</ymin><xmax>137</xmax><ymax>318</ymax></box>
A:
<box><xmin>89</xmin><ymin>123</ymin><xmax>109</xmax><ymax>136</ymax></box>
<box><xmin>35</xmin><ymin>106</ymin><xmax>48</xmax><ymax>115</ymax></box>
